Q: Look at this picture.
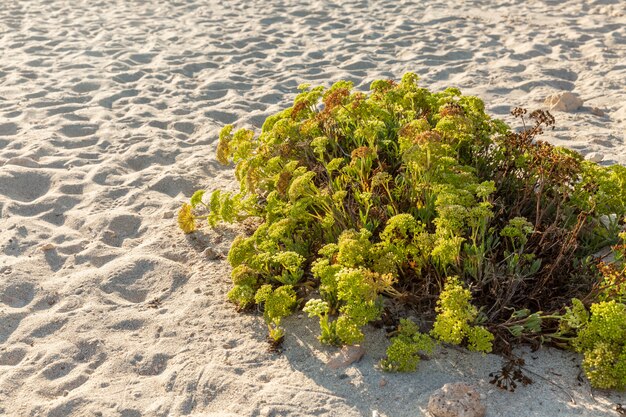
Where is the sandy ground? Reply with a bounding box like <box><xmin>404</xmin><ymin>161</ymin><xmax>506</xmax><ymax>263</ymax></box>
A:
<box><xmin>1</xmin><ymin>1</ymin><xmax>625</xmax><ymax>416</ymax></box>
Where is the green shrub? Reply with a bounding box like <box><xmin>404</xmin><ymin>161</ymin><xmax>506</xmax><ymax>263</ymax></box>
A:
<box><xmin>179</xmin><ymin>73</ymin><xmax>626</xmax><ymax>388</ymax></box>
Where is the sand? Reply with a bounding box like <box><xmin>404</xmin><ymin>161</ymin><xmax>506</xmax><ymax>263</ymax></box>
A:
<box><xmin>0</xmin><ymin>0</ymin><xmax>625</xmax><ymax>416</ymax></box>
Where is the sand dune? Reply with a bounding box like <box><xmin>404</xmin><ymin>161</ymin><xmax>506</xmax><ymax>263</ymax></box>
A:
<box><xmin>0</xmin><ymin>0</ymin><xmax>625</xmax><ymax>416</ymax></box>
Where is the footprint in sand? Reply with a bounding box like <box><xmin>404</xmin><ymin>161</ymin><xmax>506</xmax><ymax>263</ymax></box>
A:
<box><xmin>0</xmin><ymin>347</ymin><xmax>28</xmax><ymax>366</ymax></box>
<box><xmin>58</xmin><ymin>124</ymin><xmax>99</xmax><ymax>138</ymax></box>
<box><xmin>0</xmin><ymin>169</ymin><xmax>51</xmax><ymax>202</ymax></box>
<box><xmin>99</xmin><ymin>255</ymin><xmax>188</xmax><ymax>304</ymax></box>
<box><xmin>0</xmin><ymin>280</ymin><xmax>36</xmax><ymax>308</ymax></box>
<box><xmin>0</xmin><ymin>122</ymin><xmax>18</xmax><ymax>136</ymax></box>
<box><xmin>72</xmin><ymin>81</ymin><xmax>100</xmax><ymax>93</ymax></box>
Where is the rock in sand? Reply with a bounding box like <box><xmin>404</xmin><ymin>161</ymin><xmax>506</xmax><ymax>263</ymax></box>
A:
<box><xmin>326</xmin><ymin>345</ymin><xmax>366</xmax><ymax>369</ymax></box>
<box><xmin>590</xmin><ymin>107</ymin><xmax>605</xmax><ymax>117</ymax></box>
<box><xmin>544</xmin><ymin>92</ymin><xmax>583</xmax><ymax>112</ymax></box>
<box><xmin>427</xmin><ymin>382</ymin><xmax>486</xmax><ymax>417</ymax></box>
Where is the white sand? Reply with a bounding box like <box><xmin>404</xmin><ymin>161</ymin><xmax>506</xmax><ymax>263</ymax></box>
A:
<box><xmin>1</xmin><ymin>1</ymin><xmax>625</xmax><ymax>416</ymax></box>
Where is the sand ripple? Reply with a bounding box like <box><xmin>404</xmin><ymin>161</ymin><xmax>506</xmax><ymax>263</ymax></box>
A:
<box><xmin>0</xmin><ymin>1</ymin><xmax>624</xmax><ymax>416</ymax></box>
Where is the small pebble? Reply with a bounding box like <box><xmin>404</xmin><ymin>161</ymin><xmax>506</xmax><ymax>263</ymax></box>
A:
<box><xmin>428</xmin><ymin>382</ymin><xmax>486</xmax><ymax>417</ymax></box>
<box><xmin>544</xmin><ymin>91</ymin><xmax>583</xmax><ymax>112</ymax></box>
<box><xmin>327</xmin><ymin>345</ymin><xmax>366</xmax><ymax>369</ymax></box>
<box><xmin>590</xmin><ymin>107</ymin><xmax>605</xmax><ymax>117</ymax></box>
<box><xmin>203</xmin><ymin>247</ymin><xmax>221</xmax><ymax>260</ymax></box>
<box><xmin>40</xmin><ymin>243</ymin><xmax>55</xmax><ymax>251</ymax></box>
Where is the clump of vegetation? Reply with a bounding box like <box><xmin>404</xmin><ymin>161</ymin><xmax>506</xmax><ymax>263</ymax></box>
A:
<box><xmin>431</xmin><ymin>276</ymin><xmax>494</xmax><ymax>353</ymax></box>
<box><xmin>179</xmin><ymin>73</ymin><xmax>626</xmax><ymax>389</ymax></box>
<box><xmin>255</xmin><ymin>284</ymin><xmax>296</xmax><ymax>345</ymax></box>
<box><xmin>381</xmin><ymin>318</ymin><xmax>434</xmax><ymax>372</ymax></box>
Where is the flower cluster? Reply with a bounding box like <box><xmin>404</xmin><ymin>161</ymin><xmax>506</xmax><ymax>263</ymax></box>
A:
<box><xmin>572</xmin><ymin>301</ymin><xmax>626</xmax><ymax>389</ymax></box>
<box><xmin>431</xmin><ymin>276</ymin><xmax>494</xmax><ymax>353</ymax></box>
<box><xmin>177</xmin><ymin>203</ymin><xmax>196</xmax><ymax>234</ymax></box>
<box><xmin>381</xmin><ymin>319</ymin><xmax>435</xmax><ymax>372</ymax></box>
<box><xmin>254</xmin><ymin>284</ymin><xmax>297</xmax><ymax>342</ymax></box>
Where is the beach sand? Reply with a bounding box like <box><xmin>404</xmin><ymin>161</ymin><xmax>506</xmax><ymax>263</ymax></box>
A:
<box><xmin>0</xmin><ymin>1</ymin><xmax>625</xmax><ymax>416</ymax></box>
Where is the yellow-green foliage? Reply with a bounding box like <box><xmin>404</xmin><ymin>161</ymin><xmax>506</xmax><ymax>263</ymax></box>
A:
<box><xmin>335</xmin><ymin>268</ymin><xmax>385</xmax><ymax>344</ymax></box>
<box><xmin>597</xmin><ymin>231</ymin><xmax>626</xmax><ymax>303</ymax></box>
<box><xmin>381</xmin><ymin>319</ymin><xmax>435</xmax><ymax>372</ymax></box>
<box><xmin>556</xmin><ymin>235</ymin><xmax>626</xmax><ymax>389</ymax></box>
<box><xmin>305</xmin><ymin>230</ymin><xmax>397</xmax><ymax>345</ymax></box>
<box><xmin>254</xmin><ymin>284</ymin><xmax>297</xmax><ymax>341</ymax></box>
<box><xmin>227</xmin><ymin>284</ymin><xmax>255</xmax><ymax>309</ymax></box>
<box><xmin>178</xmin><ymin>73</ymin><xmax>626</xmax><ymax>388</ymax></box>
<box><xmin>559</xmin><ymin>298</ymin><xmax>589</xmax><ymax>334</ymax></box>
<box><xmin>303</xmin><ymin>299</ymin><xmax>340</xmax><ymax>345</ymax></box>
<box><xmin>570</xmin><ymin>300</ymin><xmax>626</xmax><ymax>389</ymax></box>
<box><xmin>431</xmin><ymin>276</ymin><xmax>494</xmax><ymax>353</ymax></box>
<box><xmin>177</xmin><ymin>203</ymin><xmax>196</xmax><ymax>233</ymax></box>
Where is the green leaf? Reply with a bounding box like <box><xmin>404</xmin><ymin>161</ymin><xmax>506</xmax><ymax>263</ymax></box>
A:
<box><xmin>508</xmin><ymin>325</ymin><xmax>524</xmax><ymax>338</ymax></box>
<box><xmin>190</xmin><ymin>190</ymin><xmax>206</xmax><ymax>208</ymax></box>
